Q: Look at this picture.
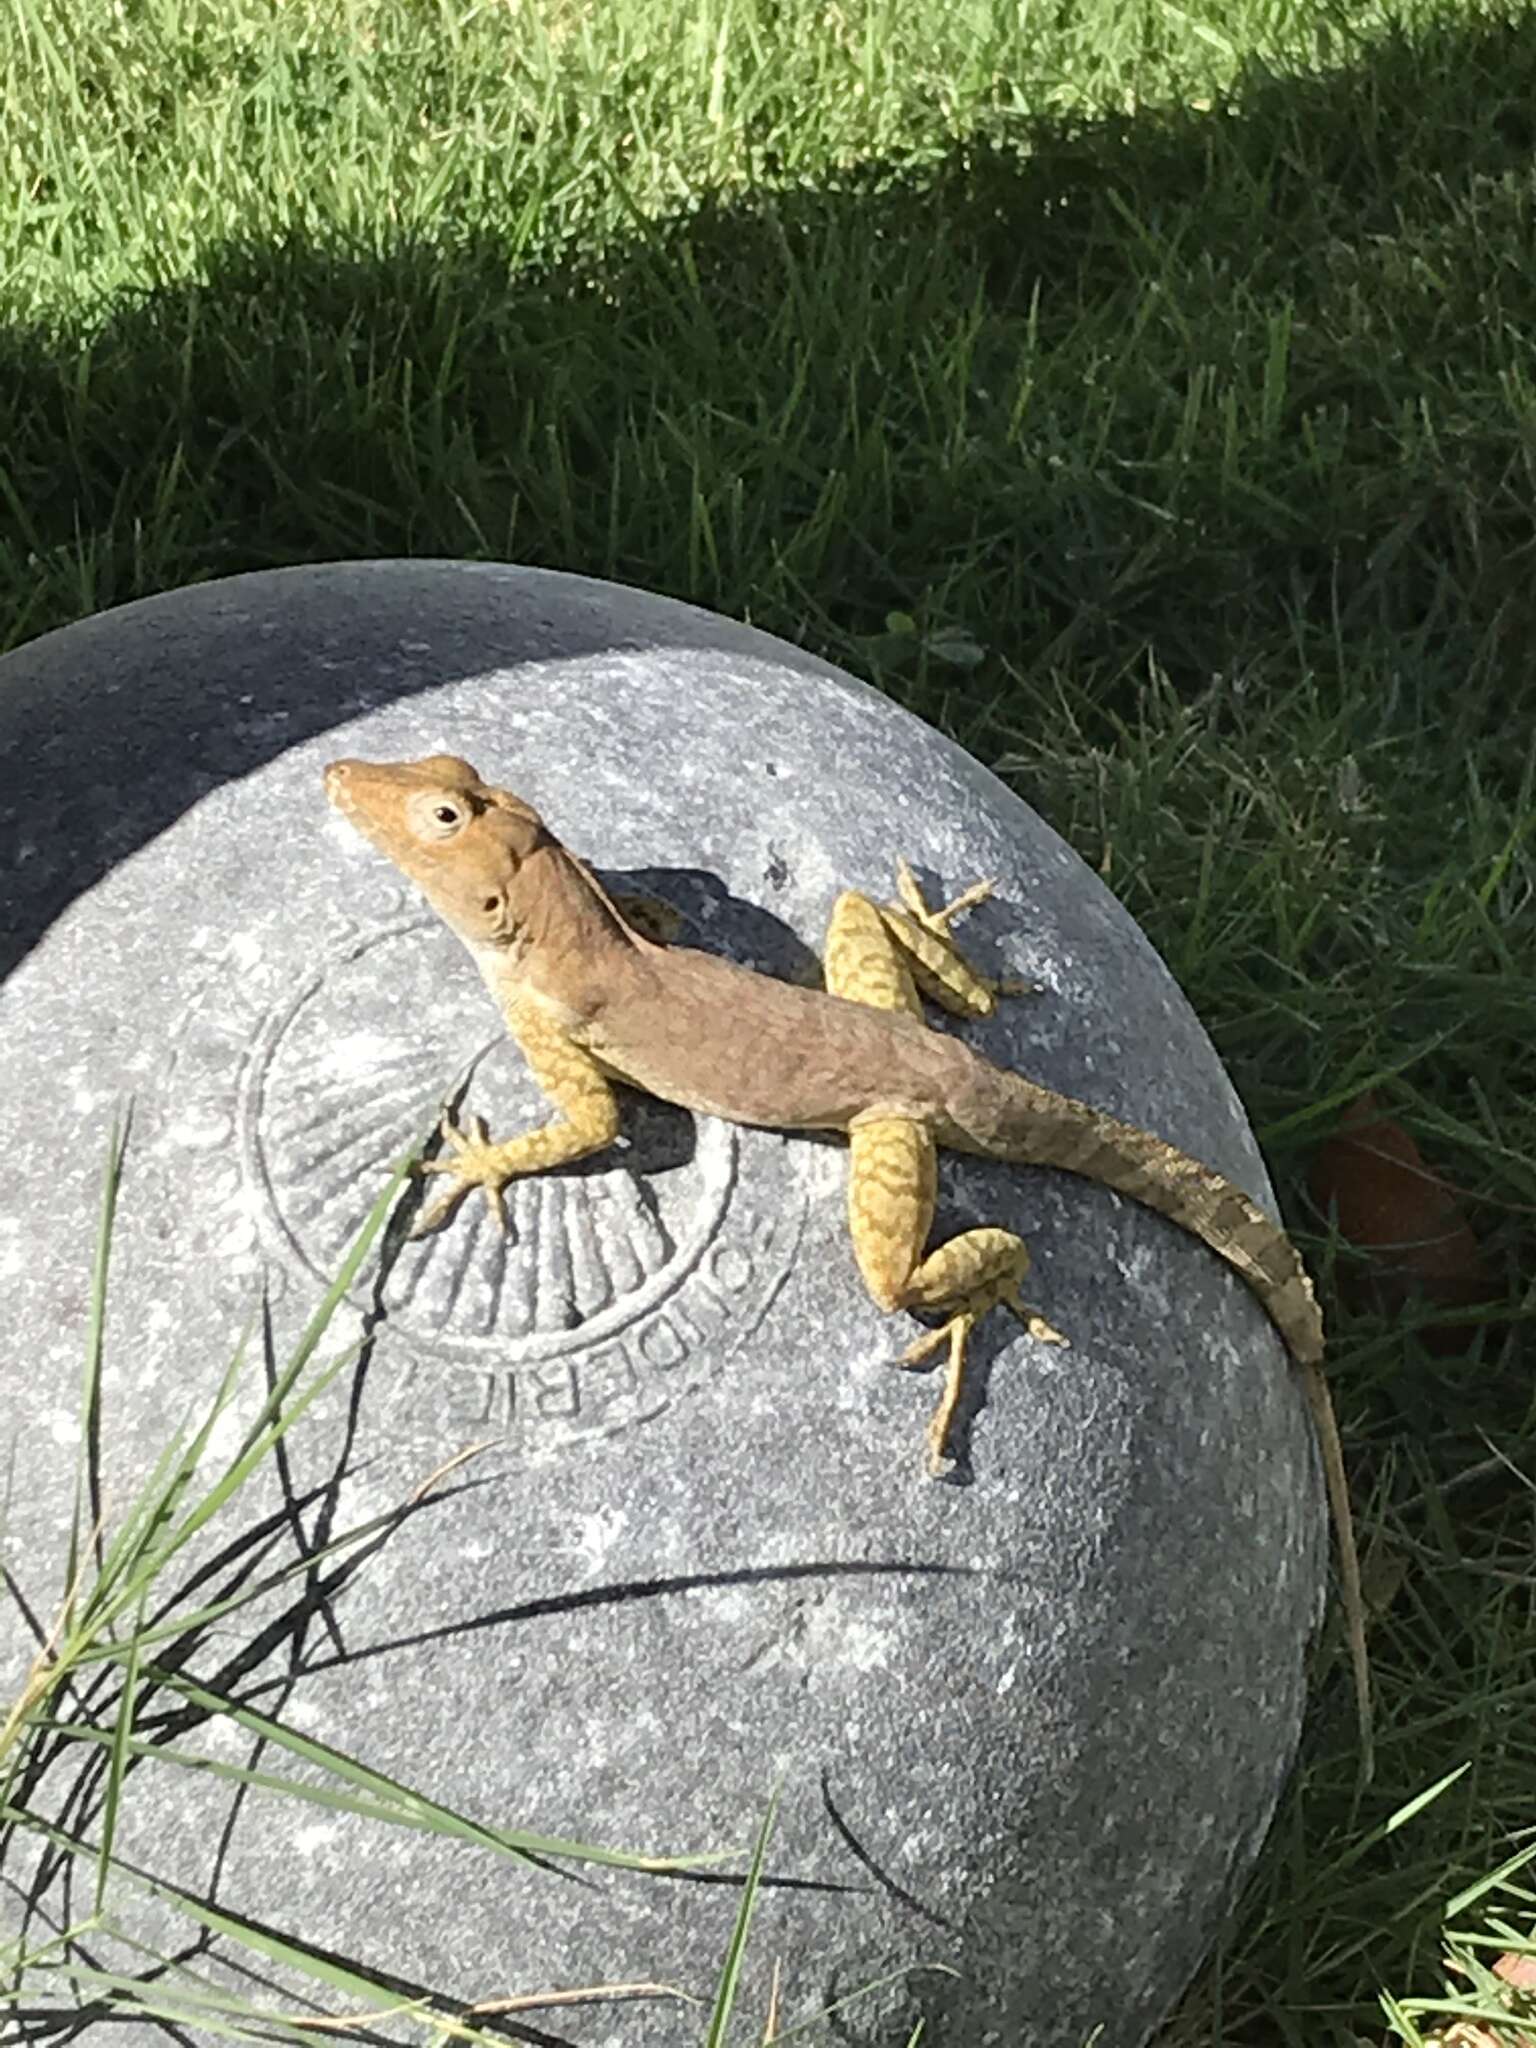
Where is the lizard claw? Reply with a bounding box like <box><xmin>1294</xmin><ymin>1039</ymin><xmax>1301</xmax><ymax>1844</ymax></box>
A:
<box><xmin>1009</xmin><ymin>1300</ymin><xmax>1070</xmax><ymax>1347</ymax></box>
<box><xmin>888</xmin><ymin>858</ymin><xmax>1031</xmax><ymax>1013</ymax></box>
<box><xmin>894</xmin><ymin>1285</ymin><xmax>1068</xmax><ymax>1472</ymax></box>
<box><xmin>409</xmin><ymin>1182</ymin><xmax>471</xmax><ymax>1239</ymax></box>
<box><xmin>893</xmin><ymin>858</ymin><xmax>996</xmax><ymax>936</ymax></box>
<box><xmin>410</xmin><ymin>1113</ymin><xmax>513</xmax><ymax>1238</ymax></box>
<box><xmin>893</xmin><ymin>1312</ymin><xmax>978</xmax><ymax>1476</ymax></box>
<box><xmin>481</xmin><ymin>1177</ymin><xmax>510</xmax><ymax>1234</ymax></box>
<box><xmin>424</xmin><ymin>1111</ymin><xmax>492</xmax><ymax>1160</ymax></box>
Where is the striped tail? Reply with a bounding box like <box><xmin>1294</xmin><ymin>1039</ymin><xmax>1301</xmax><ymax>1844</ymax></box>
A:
<box><xmin>966</xmin><ymin>1069</ymin><xmax>1369</xmax><ymax>1766</ymax></box>
<box><xmin>967</xmin><ymin>1071</ymin><xmax>1324</xmax><ymax>1365</ymax></box>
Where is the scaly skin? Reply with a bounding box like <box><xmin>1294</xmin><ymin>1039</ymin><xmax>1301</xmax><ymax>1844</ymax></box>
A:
<box><xmin>324</xmin><ymin>752</ymin><xmax>1369</xmax><ymax>1765</ymax></box>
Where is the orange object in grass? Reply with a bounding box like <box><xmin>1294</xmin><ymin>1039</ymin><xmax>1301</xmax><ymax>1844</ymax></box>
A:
<box><xmin>1308</xmin><ymin>1092</ymin><xmax>1490</xmax><ymax>1355</ymax></box>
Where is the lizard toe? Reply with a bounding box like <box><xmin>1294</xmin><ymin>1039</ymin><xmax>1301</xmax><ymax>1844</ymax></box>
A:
<box><xmin>481</xmin><ymin>1178</ymin><xmax>510</xmax><ymax>1234</ymax></box>
<box><xmin>411</xmin><ymin>1182</ymin><xmax>471</xmax><ymax>1237</ymax></box>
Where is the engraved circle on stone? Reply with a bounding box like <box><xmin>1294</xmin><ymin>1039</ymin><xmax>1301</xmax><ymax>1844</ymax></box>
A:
<box><xmin>240</xmin><ymin>920</ymin><xmax>740</xmax><ymax>1362</ymax></box>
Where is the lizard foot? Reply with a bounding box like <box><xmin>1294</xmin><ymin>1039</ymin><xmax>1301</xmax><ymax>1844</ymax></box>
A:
<box><xmin>894</xmin><ymin>856</ymin><xmax>996</xmax><ymax>940</ymax></box>
<box><xmin>896</xmin><ymin>1284</ymin><xmax>1069</xmax><ymax>1474</ymax></box>
<box><xmin>896</xmin><ymin>1310</ymin><xmax>980</xmax><ymax>1475</ymax></box>
<box><xmin>890</xmin><ymin>858</ymin><xmax>1038</xmax><ymax>1004</ymax></box>
<box><xmin>412</xmin><ymin>1113</ymin><xmax>512</xmax><ymax>1237</ymax></box>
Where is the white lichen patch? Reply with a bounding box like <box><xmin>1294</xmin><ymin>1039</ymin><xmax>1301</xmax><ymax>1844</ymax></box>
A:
<box><xmin>795</xmin><ymin>1142</ymin><xmax>847</xmax><ymax>1199</ymax></box>
<box><xmin>203</xmin><ymin>1402</ymin><xmax>250</xmax><ymax>1465</ymax></box>
<box><xmin>323</xmin><ymin>808</ymin><xmax>370</xmax><ymax>849</ymax></box>
<box><xmin>806</xmin><ymin>1612</ymin><xmax>892</xmax><ymax>1673</ymax></box>
<box><xmin>572</xmin><ymin>1505</ymin><xmax>627</xmax><ymax>1566</ymax></box>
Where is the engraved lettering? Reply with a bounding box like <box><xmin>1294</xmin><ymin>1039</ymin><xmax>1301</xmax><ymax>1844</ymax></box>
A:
<box><xmin>174</xmin><ymin>917</ymin><xmax>813</xmax><ymax>1452</ymax></box>
<box><xmin>740</xmin><ymin>1208</ymin><xmax>784</xmax><ymax>1259</ymax></box>
<box><xmin>580</xmin><ymin>1342</ymin><xmax>639</xmax><ymax>1415</ymax></box>
<box><xmin>441</xmin><ymin>1368</ymin><xmax>499</xmax><ymax>1427</ymax></box>
<box><xmin>529</xmin><ymin>1358</ymin><xmax>581</xmax><ymax>1421</ymax></box>
<box><xmin>636</xmin><ymin>1312</ymin><xmax>691</xmax><ymax>1371</ymax></box>
<box><xmin>670</xmin><ymin>1290</ymin><xmax>731</xmax><ymax>1347</ymax></box>
<box><xmin>705</xmin><ymin>1241</ymin><xmax>754</xmax><ymax>1294</ymax></box>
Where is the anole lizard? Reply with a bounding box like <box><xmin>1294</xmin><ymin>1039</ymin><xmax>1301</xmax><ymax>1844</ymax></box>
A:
<box><xmin>325</xmin><ymin>752</ymin><xmax>1368</xmax><ymax>1758</ymax></box>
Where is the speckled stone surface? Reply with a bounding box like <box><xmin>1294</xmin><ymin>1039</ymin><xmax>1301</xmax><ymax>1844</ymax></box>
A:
<box><xmin>0</xmin><ymin>563</ymin><xmax>1323</xmax><ymax>2046</ymax></box>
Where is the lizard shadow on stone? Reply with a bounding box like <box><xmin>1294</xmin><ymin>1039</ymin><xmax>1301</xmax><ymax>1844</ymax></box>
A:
<box><xmin>599</xmin><ymin>859</ymin><xmax>1026</xmax><ymax>1008</ymax></box>
<box><xmin>595</xmin><ymin>863</ymin><xmax>826</xmax><ymax>989</ymax></box>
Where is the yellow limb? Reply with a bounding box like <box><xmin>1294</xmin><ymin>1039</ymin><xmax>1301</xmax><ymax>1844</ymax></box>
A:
<box><xmin>827</xmin><ymin>871</ymin><xmax>1053</xmax><ymax>1470</ymax></box>
<box><xmin>414</xmin><ymin>996</ymin><xmax>621</xmax><ymax>1236</ymax></box>
<box><xmin>848</xmin><ymin>1119</ymin><xmax>1061</xmax><ymax>1470</ymax></box>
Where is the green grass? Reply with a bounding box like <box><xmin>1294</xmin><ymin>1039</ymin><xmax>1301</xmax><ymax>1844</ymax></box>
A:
<box><xmin>3</xmin><ymin>0</ymin><xmax>1536</xmax><ymax>2038</ymax></box>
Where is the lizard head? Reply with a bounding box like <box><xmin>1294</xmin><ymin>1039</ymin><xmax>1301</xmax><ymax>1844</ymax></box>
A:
<box><xmin>324</xmin><ymin>754</ymin><xmax>549</xmax><ymax>950</ymax></box>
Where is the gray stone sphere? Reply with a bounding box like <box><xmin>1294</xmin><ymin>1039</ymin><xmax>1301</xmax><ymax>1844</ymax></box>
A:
<box><xmin>0</xmin><ymin>563</ymin><xmax>1322</xmax><ymax>2046</ymax></box>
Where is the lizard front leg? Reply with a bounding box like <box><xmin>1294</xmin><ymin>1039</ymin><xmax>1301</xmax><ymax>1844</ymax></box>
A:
<box><xmin>414</xmin><ymin>995</ymin><xmax>621</xmax><ymax>1236</ymax></box>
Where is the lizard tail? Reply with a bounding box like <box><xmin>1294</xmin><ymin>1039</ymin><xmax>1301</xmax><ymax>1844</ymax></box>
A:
<box><xmin>964</xmin><ymin>1071</ymin><xmax>1325</xmax><ymax>1366</ymax></box>
<box><xmin>958</xmin><ymin>1066</ymin><xmax>1370</xmax><ymax>1767</ymax></box>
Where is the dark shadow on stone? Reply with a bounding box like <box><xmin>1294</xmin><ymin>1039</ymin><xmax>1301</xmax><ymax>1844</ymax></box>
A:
<box><xmin>598</xmin><ymin>866</ymin><xmax>825</xmax><ymax>989</ymax></box>
<box><xmin>6</xmin><ymin>1829</ymin><xmax>591</xmax><ymax>2048</ymax></box>
<box><xmin>237</xmin><ymin>1557</ymin><xmax>984</xmax><ymax>1686</ymax></box>
<box><xmin>817</xmin><ymin>1770</ymin><xmax>959</xmax><ymax>1935</ymax></box>
<box><xmin>3</xmin><ymin>1190</ymin><xmax>567</xmax><ymax>1976</ymax></box>
<box><xmin>193</xmin><ymin>1185</ymin><xmax>441</xmax><ymax>1906</ymax></box>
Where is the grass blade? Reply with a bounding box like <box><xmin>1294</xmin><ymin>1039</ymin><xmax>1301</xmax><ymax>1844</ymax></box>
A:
<box><xmin>93</xmin><ymin>1589</ymin><xmax>143</xmax><ymax>1913</ymax></box>
<box><xmin>704</xmin><ymin>1786</ymin><xmax>779</xmax><ymax>2047</ymax></box>
<box><xmin>67</xmin><ymin>1107</ymin><xmax>131</xmax><ymax>1610</ymax></box>
<box><xmin>148</xmin><ymin>1669</ymin><xmax>727</xmax><ymax>1873</ymax></box>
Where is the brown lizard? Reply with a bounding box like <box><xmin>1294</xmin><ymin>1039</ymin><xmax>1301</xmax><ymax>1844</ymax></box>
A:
<box><xmin>324</xmin><ymin>752</ymin><xmax>1368</xmax><ymax>1758</ymax></box>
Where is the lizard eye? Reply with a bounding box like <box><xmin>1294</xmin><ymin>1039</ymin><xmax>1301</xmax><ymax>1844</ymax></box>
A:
<box><xmin>408</xmin><ymin>791</ymin><xmax>469</xmax><ymax>839</ymax></box>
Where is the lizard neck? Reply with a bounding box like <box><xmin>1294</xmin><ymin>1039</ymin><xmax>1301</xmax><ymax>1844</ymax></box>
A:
<box><xmin>473</xmin><ymin>842</ymin><xmax>639</xmax><ymax>1016</ymax></box>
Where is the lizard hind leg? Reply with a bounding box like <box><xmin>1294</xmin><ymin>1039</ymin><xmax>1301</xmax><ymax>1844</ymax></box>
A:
<box><xmin>847</xmin><ymin>1118</ymin><xmax>1063</xmax><ymax>1473</ymax></box>
<box><xmin>822</xmin><ymin>874</ymin><xmax>1015</xmax><ymax>1022</ymax></box>
<box><xmin>827</xmin><ymin>886</ymin><xmax>1056</xmax><ymax>1471</ymax></box>
<box><xmin>823</xmin><ymin>888</ymin><xmax>927</xmax><ymax>1020</ymax></box>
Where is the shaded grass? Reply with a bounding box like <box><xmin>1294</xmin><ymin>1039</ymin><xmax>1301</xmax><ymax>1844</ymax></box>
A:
<box><xmin>3</xmin><ymin>0</ymin><xmax>1536</xmax><ymax>2038</ymax></box>
<box><xmin>2</xmin><ymin>0</ymin><xmax>1534</xmax><ymax>694</ymax></box>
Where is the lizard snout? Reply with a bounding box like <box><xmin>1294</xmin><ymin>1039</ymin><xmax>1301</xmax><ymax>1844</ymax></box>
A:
<box><xmin>323</xmin><ymin>759</ymin><xmax>357</xmax><ymax>809</ymax></box>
